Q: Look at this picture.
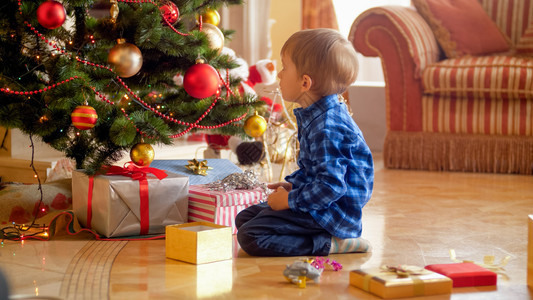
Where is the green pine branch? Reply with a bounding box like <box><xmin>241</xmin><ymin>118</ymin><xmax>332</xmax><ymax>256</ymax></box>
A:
<box><xmin>0</xmin><ymin>0</ymin><xmax>263</xmax><ymax>173</ymax></box>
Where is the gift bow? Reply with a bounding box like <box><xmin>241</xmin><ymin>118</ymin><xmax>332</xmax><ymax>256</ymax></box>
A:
<box><xmin>185</xmin><ymin>158</ymin><xmax>212</xmax><ymax>176</ymax></box>
<box><xmin>380</xmin><ymin>265</ymin><xmax>429</xmax><ymax>278</ymax></box>
<box><xmin>103</xmin><ymin>163</ymin><xmax>168</xmax><ymax>180</ymax></box>
<box><xmin>362</xmin><ymin>265</ymin><xmax>430</xmax><ymax>296</ymax></box>
<box><xmin>449</xmin><ymin>249</ymin><xmax>511</xmax><ymax>278</ymax></box>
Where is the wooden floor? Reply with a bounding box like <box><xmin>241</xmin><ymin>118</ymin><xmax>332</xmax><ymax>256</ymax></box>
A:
<box><xmin>1</xmin><ymin>154</ymin><xmax>533</xmax><ymax>299</ymax></box>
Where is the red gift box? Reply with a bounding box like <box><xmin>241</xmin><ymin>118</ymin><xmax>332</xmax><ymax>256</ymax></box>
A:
<box><xmin>425</xmin><ymin>262</ymin><xmax>497</xmax><ymax>287</ymax></box>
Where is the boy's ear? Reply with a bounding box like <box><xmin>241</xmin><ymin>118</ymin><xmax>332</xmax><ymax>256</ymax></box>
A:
<box><xmin>300</xmin><ymin>74</ymin><xmax>313</xmax><ymax>92</ymax></box>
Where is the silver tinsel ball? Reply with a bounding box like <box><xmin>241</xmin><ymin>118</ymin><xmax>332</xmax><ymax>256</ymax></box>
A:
<box><xmin>207</xmin><ymin>170</ymin><xmax>271</xmax><ymax>200</ymax></box>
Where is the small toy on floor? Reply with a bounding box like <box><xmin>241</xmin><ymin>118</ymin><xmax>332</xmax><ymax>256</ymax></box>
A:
<box><xmin>283</xmin><ymin>259</ymin><xmax>322</xmax><ymax>288</ymax></box>
<box><xmin>283</xmin><ymin>257</ymin><xmax>342</xmax><ymax>288</ymax></box>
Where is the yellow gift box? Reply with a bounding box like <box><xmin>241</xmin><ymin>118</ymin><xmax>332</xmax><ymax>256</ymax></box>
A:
<box><xmin>527</xmin><ymin>215</ymin><xmax>533</xmax><ymax>289</ymax></box>
<box><xmin>350</xmin><ymin>266</ymin><xmax>452</xmax><ymax>299</ymax></box>
<box><xmin>166</xmin><ymin>222</ymin><xmax>232</xmax><ymax>264</ymax></box>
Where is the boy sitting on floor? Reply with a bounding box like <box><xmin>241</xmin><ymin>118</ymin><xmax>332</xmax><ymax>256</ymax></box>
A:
<box><xmin>236</xmin><ymin>28</ymin><xmax>374</xmax><ymax>256</ymax></box>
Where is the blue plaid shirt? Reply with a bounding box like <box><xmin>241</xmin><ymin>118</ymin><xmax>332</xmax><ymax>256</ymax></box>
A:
<box><xmin>285</xmin><ymin>94</ymin><xmax>374</xmax><ymax>239</ymax></box>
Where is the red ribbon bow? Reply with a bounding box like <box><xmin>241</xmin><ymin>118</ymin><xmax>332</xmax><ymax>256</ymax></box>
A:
<box><xmin>103</xmin><ymin>163</ymin><xmax>168</xmax><ymax>180</ymax></box>
<box><xmin>87</xmin><ymin>162</ymin><xmax>167</xmax><ymax>236</ymax></box>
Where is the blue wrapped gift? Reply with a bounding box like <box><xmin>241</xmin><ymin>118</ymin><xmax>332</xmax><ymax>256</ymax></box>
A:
<box><xmin>149</xmin><ymin>159</ymin><xmax>243</xmax><ymax>185</ymax></box>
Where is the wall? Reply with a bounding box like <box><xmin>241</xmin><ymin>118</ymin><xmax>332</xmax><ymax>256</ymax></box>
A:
<box><xmin>269</xmin><ymin>0</ymin><xmax>301</xmax><ymax>69</ymax></box>
<box><xmin>348</xmin><ymin>83</ymin><xmax>387</xmax><ymax>152</ymax></box>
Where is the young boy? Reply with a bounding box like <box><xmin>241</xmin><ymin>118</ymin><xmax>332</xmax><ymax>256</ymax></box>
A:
<box><xmin>235</xmin><ymin>28</ymin><xmax>374</xmax><ymax>256</ymax></box>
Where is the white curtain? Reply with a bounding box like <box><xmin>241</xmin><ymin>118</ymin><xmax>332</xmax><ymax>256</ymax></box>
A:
<box><xmin>333</xmin><ymin>0</ymin><xmax>412</xmax><ymax>83</ymax></box>
<box><xmin>221</xmin><ymin>0</ymin><xmax>272</xmax><ymax>65</ymax></box>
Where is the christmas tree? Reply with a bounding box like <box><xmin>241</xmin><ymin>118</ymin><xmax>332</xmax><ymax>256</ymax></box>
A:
<box><xmin>0</xmin><ymin>0</ymin><xmax>264</xmax><ymax>174</ymax></box>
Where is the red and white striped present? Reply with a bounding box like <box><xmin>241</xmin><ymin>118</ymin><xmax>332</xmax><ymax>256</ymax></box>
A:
<box><xmin>188</xmin><ymin>185</ymin><xmax>264</xmax><ymax>234</ymax></box>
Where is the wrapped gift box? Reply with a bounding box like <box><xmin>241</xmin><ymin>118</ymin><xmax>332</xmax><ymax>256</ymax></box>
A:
<box><xmin>188</xmin><ymin>184</ymin><xmax>264</xmax><ymax>234</ymax></box>
<box><xmin>72</xmin><ymin>169</ymin><xmax>188</xmax><ymax>238</ymax></box>
<box><xmin>166</xmin><ymin>222</ymin><xmax>232</xmax><ymax>264</ymax></box>
<box><xmin>425</xmin><ymin>262</ymin><xmax>496</xmax><ymax>287</ymax></box>
<box><xmin>149</xmin><ymin>159</ymin><xmax>243</xmax><ymax>185</ymax></box>
<box><xmin>350</xmin><ymin>266</ymin><xmax>452</xmax><ymax>299</ymax></box>
<box><xmin>529</xmin><ymin>215</ymin><xmax>533</xmax><ymax>288</ymax></box>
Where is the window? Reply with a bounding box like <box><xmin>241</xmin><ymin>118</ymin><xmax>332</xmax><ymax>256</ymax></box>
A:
<box><xmin>333</xmin><ymin>0</ymin><xmax>412</xmax><ymax>82</ymax></box>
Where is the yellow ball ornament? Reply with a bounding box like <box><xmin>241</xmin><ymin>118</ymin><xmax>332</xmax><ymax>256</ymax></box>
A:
<box><xmin>200</xmin><ymin>9</ymin><xmax>220</xmax><ymax>26</ymax></box>
<box><xmin>130</xmin><ymin>143</ymin><xmax>155</xmax><ymax>166</ymax></box>
<box><xmin>244</xmin><ymin>112</ymin><xmax>267</xmax><ymax>138</ymax></box>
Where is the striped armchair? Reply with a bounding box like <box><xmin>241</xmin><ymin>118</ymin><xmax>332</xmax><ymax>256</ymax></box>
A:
<box><xmin>349</xmin><ymin>1</ymin><xmax>533</xmax><ymax>174</ymax></box>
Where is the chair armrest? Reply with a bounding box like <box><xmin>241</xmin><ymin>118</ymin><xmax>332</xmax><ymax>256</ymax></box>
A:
<box><xmin>348</xmin><ymin>6</ymin><xmax>441</xmax><ymax>132</ymax></box>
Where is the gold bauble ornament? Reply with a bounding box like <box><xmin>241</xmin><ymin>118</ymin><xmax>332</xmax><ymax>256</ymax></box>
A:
<box><xmin>108</xmin><ymin>39</ymin><xmax>143</xmax><ymax>78</ymax></box>
<box><xmin>200</xmin><ymin>23</ymin><xmax>224</xmax><ymax>54</ymax></box>
<box><xmin>130</xmin><ymin>143</ymin><xmax>155</xmax><ymax>166</ymax></box>
<box><xmin>244</xmin><ymin>112</ymin><xmax>267</xmax><ymax>138</ymax></box>
<box><xmin>200</xmin><ymin>9</ymin><xmax>220</xmax><ymax>26</ymax></box>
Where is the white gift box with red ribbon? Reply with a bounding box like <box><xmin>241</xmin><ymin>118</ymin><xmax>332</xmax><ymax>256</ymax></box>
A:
<box><xmin>72</xmin><ymin>165</ymin><xmax>189</xmax><ymax>238</ymax></box>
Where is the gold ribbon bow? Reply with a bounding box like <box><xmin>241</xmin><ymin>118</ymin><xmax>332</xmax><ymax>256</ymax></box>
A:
<box><xmin>186</xmin><ymin>159</ymin><xmax>213</xmax><ymax>176</ymax></box>
<box><xmin>380</xmin><ymin>265</ymin><xmax>429</xmax><ymax>278</ymax></box>
<box><xmin>449</xmin><ymin>249</ymin><xmax>511</xmax><ymax>279</ymax></box>
<box><xmin>362</xmin><ymin>265</ymin><xmax>430</xmax><ymax>296</ymax></box>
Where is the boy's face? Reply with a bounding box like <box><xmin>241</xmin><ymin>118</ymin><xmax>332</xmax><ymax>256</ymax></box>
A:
<box><xmin>278</xmin><ymin>52</ymin><xmax>304</xmax><ymax>103</ymax></box>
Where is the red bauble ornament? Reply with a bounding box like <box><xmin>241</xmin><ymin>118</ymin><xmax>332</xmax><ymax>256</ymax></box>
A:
<box><xmin>37</xmin><ymin>0</ymin><xmax>66</xmax><ymax>30</ymax></box>
<box><xmin>183</xmin><ymin>63</ymin><xmax>220</xmax><ymax>99</ymax></box>
<box><xmin>71</xmin><ymin>105</ymin><xmax>98</xmax><ymax>130</ymax></box>
<box><xmin>159</xmin><ymin>0</ymin><xmax>179</xmax><ymax>25</ymax></box>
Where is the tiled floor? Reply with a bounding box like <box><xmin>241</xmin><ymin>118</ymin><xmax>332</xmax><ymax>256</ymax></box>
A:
<box><xmin>1</xmin><ymin>154</ymin><xmax>532</xmax><ymax>299</ymax></box>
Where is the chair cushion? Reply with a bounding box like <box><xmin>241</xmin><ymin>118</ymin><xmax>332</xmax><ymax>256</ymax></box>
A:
<box><xmin>516</xmin><ymin>22</ymin><xmax>533</xmax><ymax>55</ymax></box>
<box><xmin>412</xmin><ymin>0</ymin><xmax>511</xmax><ymax>58</ymax></box>
<box><xmin>421</xmin><ymin>55</ymin><xmax>533</xmax><ymax>100</ymax></box>
<box><xmin>420</xmin><ymin>55</ymin><xmax>533</xmax><ymax>135</ymax></box>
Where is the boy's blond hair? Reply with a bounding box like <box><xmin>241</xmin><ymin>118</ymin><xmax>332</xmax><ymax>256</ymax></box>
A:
<box><xmin>281</xmin><ymin>28</ymin><xmax>358</xmax><ymax>97</ymax></box>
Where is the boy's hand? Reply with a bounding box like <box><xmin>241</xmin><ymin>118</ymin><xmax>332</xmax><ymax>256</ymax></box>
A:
<box><xmin>267</xmin><ymin>181</ymin><xmax>292</xmax><ymax>192</ymax></box>
<box><xmin>267</xmin><ymin>187</ymin><xmax>290</xmax><ymax>211</ymax></box>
